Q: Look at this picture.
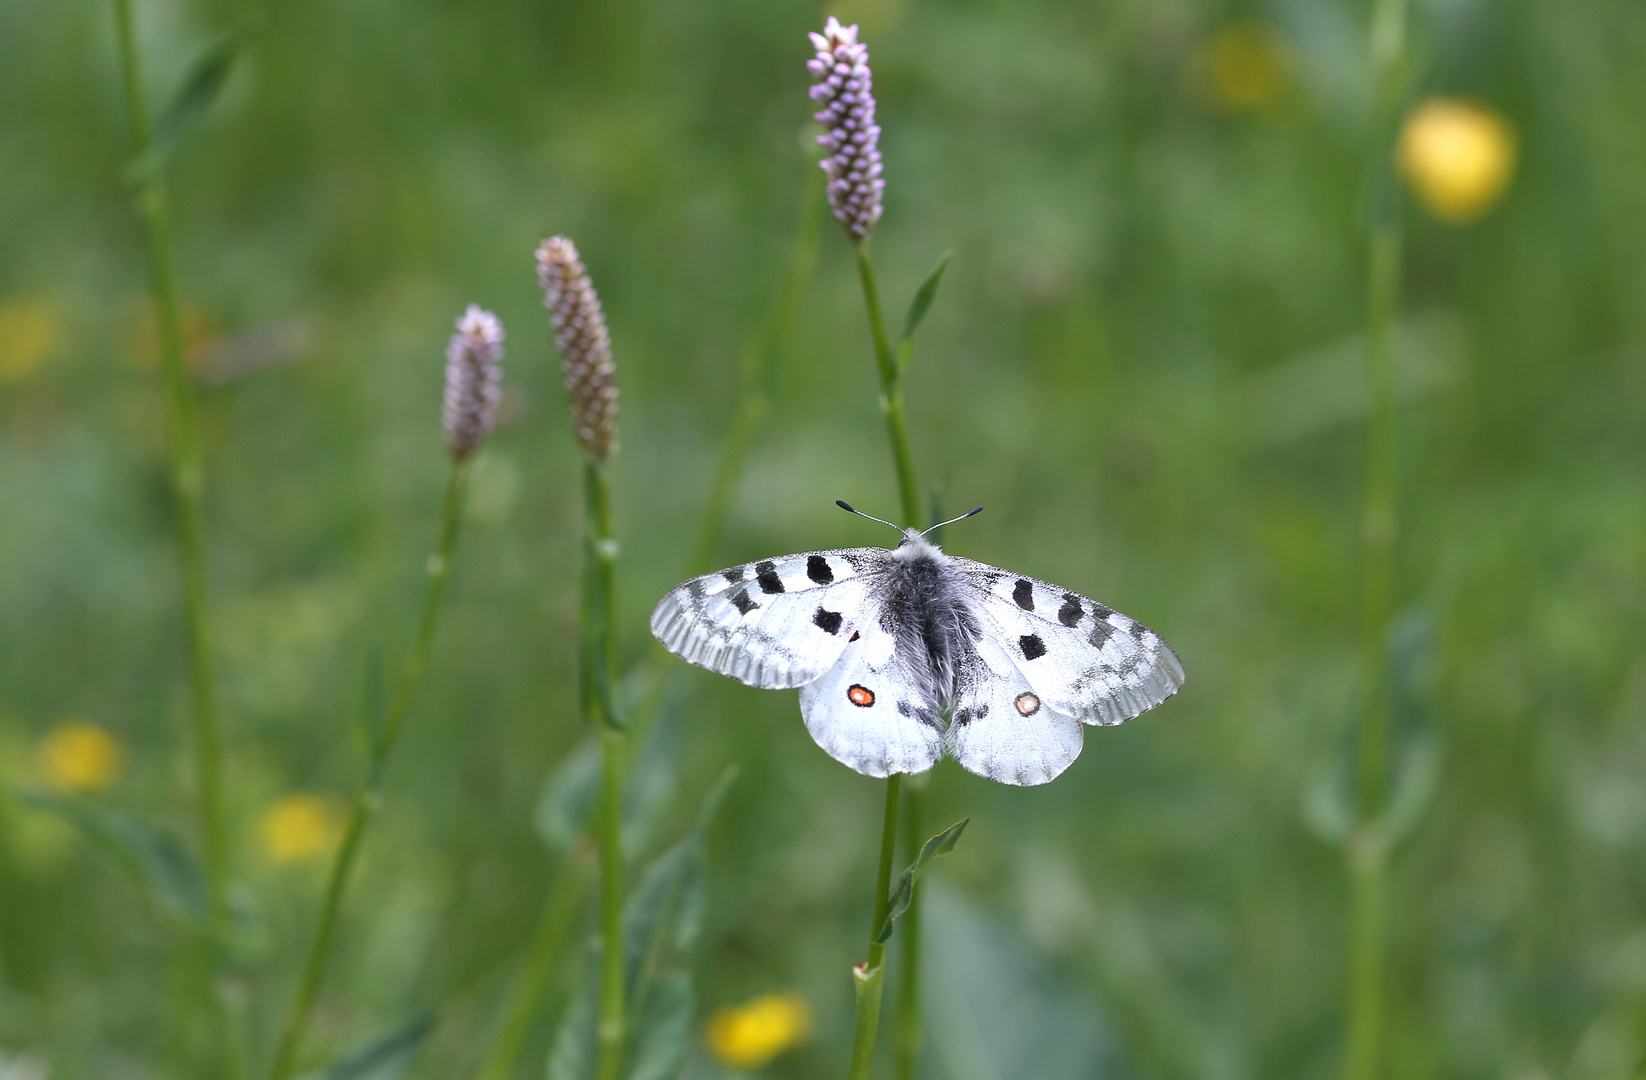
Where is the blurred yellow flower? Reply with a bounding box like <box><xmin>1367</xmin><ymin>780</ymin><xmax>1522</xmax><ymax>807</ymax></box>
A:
<box><xmin>1188</xmin><ymin>23</ymin><xmax>1292</xmax><ymax>114</ymax></box>
<box><xmin>1398</xmin><ymin>98</ymin><xmax>1517</xmax><ymax>224</ymax></box>
<box><xmin>707</xmin><ymin>992</ymin><xmax>812</xmax><ymax>1070</ymax></box>
<box><xmin>37</xmin><ymin>722</ymin><xmax>125</xmax><ymax>793</ymax></box>
<box><xmin>0</xmin><ymin>297</ymin><xmax>62</xmax><ymax>383</ymax></box>
<box><xmin>260</xmin><ymin>793</ymin><xmax>344</xmax><ymax>863</ymax></box>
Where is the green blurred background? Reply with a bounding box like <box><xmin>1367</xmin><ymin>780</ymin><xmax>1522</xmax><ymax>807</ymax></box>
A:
<box><xmin>3</xmin><ymin>0</ymin><xmax>1645</xmax><ymax>1077</ymax></box>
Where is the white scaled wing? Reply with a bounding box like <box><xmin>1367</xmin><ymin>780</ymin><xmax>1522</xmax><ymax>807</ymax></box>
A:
<box><xmin>946</xmin><ymin>634</ymin><xmax>1084</xmax><ymax>786</ymax></box>
<box><xmin>950</xmin><ymin>558</ymin><xmax>1184</xmax><ymax>726</ymax></box>
<box><xmin>798</xmin><ymin>615</ymin><xmax>944</xmax><ymax>778</ymax></box>
<box><xmin>650</xmin><ymin>548</ymin><xmax>890</xmax><ymax>690</ymax></box>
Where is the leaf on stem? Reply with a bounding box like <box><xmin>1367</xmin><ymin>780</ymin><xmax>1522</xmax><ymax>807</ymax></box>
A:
<box><xmin>875</xmin><ymin>817</ymin><xmax>968</xmax><ymax>945</ymax></box>
<box><xmin>18</xmin><ymin>792</ymin><xmax>206</xmax><ymax>928</ymax></box>
<box><xmin>125</xmin><ymin>25</ymin><xmax>253</xmax><ymax>184</ymax></box>
<box><xmin>895</xmin><ymin>250</ymin><xmax>954</xmax><ymax>372</ymax></box>
<box><xmin>310</xmin><ymin>1012</ymin><xmax>436</xmax><ymax>1080</ymax></box>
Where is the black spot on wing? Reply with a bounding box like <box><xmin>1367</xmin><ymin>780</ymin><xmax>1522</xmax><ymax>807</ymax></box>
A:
<box><xmin>755</xmin><ymin>560</ymin><xmax>784</xmax><ymax>594</ymax></box>
<box><xmin>974</xmin><ymin>703</ymin><xmax>988</xmax><ymax>719</ymax></box>
<box><xmin>897</xmin><ymin>700</ymin><xmax>912</xmax><ymax>717</ymax></box>
<box><xmin>722</xmin><ymin>566</ymin><xmax>746</xmax><ymax>585</ymax></box>
<box><xmin>730</xmin><ymin>589</ymin><xmax>759</xmax><ymax>615</ymax></box>
<box><xmin>1088</xmin><ymin>621</ymin><xmax>1113</xmax><ymax>647</ymax></box>
<box><xmin>1019</xmin><ymin>634</ymin><xmax>1047</xmax><ymax>661</ymax></box>
<box><xmin>806</xmin><ymin>555</ymin><xmax>834</xmax><ymax>585</ymax></box>
<box><xmin>1058</xmin><ymin>594</ymin><xmax>1083</xmax><ymax>628</ymax></box>
<box><xmin>1013</xmin><ymin>579</ymin><xmax>1035</xmax><ymax>610</ymax></box>
<box><xmin>953</xmin><ymin>708</ymin><xmax>973</xmax><ymax>726</ymax></box>
<box><xmin>686</xmin><ymin>578</ymin><xmax>704</xmax><ymax>599</ymax></box>
<box><xmin>813</xmin><ymin>608</ymin><xmax>843</xmax><ymax>635</ymax></box>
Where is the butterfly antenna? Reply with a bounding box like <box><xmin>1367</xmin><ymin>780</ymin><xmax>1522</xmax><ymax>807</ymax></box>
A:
<box><xmin>921</xmin><ymin>506</ymin><xmax>983</xmax><ymax>536</ymax></box>
<box><xmin>835</xmin><ymin>500</ymin><xmax>904</xmax><ymax>533</ymax></box>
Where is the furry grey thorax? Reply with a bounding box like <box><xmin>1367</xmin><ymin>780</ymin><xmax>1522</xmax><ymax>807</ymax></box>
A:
<box><xmin>877</xmin><ymin>531</ymin><xmax>979</xmax><ymax>720</ymax></box>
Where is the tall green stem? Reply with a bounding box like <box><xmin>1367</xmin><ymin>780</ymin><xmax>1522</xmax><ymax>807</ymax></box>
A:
<box><xmin>267</xmin><ymin>463</ymin><xmax>469</xmax><ymax>1080</ymax></box>
<box><xmin>583</xmin><ymin>462</ymin><xmax>627</xmax><ymax>1080</ymax></box>
<box><xmin>110</xmin><ymin>0</ymin><xmax>229</xmax><ymax>938</ymax></box>
<box><xmin>468</xmin><ymin>177</ymin><xmax>820</xmax><ymax>1080</ymax></box>
<box><xmin>891</xmin><ymin>778</ymin><xmax>926</xmax><ymax>1080</ymax></box>
<box><xmin>1343</xmin><ymin>0</ymin><xmax>1408</xmax><ymax>1076</ymax></box>
<box><xmin>845</xmin><ymin>774</ymin><xmax>903</xmax><ymax>1080</ymax></box>
<box><xmin>852</xmin><ymin>243</ymin><xmax>922</xmax><ymax>529</ymax></box>
<box><xmin>844</xmin><ymin>239</ymin><xmax>926</xmax><ymax>1080</ymax></box>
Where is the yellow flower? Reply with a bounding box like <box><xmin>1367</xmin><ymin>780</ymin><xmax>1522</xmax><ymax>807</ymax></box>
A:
<box><xmin>0</xmin><ymin>297</ymin><xmax>62</xmax><ymax>383</ymax></box>
<box><xmin>37</xmin><ymin>722</ymin><xmax>125</xmax><ymax>793</ymax></box>
<box><xmin>260</xmin><ymin>793</ymin><xmax>343</xmax><ymax>863</ymax></box>
<box><xmin>1398</xmin><ymin>98</ymin><xmax>1517</xmax><ymax>224</ymax></box>
<box><xmin>707</xmin><ymin>992</ymin><xmax>812</xmax><ymax>1070</ymax></box>
<box><xmin>1188</xmin><ymin>23</ymin><xmax>1292</xmax><ymax>114</ymax></box>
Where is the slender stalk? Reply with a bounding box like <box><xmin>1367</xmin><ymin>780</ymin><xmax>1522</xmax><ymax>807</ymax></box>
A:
<box><xmin>851</xmin><ymin>243</ymin><xmax>922</xmax><ymax>530</ymax></box>
<box><xmin>110</xmin><ymin>0</ymin><xmax>229</xmax><ymax>936</ymax></box>
<box><xmin>845</xmin><ymin>774</ymin><xmax>903</xmax><ymax>1080</ymax></box>
<box><xmin>891</xmin><ymin>777</ymin><xmax>926</xmax><ymax>1080</ymax></box>
<box><xmin>1342</xmin><ymin>0</ymin><xmax>1408</xmax><ymax>1077</ymax></box>
<box><xmin>266</xmin><ymin>463</ymin><xmax>469</xmax><ymax>1080</ymax></box>
<box><xmin>467</xmin><ymin>177</ymin><xmax>820</xmax><ymax>1080</ymax></box>
<box><xmin>845</xmin><ymin>238</ymin><xmax>928</xmax><ymax>1080</ymax></box>
<box><xmin>581</xmin><ymin>461</ymin><xmax>627</xmax><ymax>1080</ymax></box>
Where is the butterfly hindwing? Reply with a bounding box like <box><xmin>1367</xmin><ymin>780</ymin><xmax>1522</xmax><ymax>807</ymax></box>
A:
<box><xmin>950</xmin><ymin>557</ymin><xmax>1184</xmax><ymax>726</ymax></box>
<box><xmin>946</xmin><ymin>635</ymin><xmax>1084</xmax><ymax>786</ymax></box>
<box><xmin>649</xmin><ymin>548</ymin><xmax>889</xmax><ymax>689</ymax></box>
<box><xmin>798</xmin><ymin>616</ymin><xmax>944</xmax><ymax>778</ymax></box>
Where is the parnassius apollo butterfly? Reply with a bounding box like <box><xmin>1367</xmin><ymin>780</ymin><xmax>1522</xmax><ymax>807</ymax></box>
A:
<box><xmin>649</xmin><ymin>503</ymin><xmax>1184</xmax><ymax>786</ymax></box>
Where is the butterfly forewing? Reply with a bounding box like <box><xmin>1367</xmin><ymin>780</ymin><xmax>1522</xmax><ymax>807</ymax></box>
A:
<box><xmin>649</xmin><ymin>548</ymin><xmax>890</xmax><ymax>690</ymax></box>
<box><xmin>950</xmin><ymin>557</ymin><xmax>1184</xmax><ymax>726</ymax></box>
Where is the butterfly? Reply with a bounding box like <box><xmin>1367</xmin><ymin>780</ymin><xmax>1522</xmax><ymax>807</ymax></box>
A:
<box><xmin>649</xmin><ymin>502</ymin><xmax>1184</xmax><ymax>786</ymax></box>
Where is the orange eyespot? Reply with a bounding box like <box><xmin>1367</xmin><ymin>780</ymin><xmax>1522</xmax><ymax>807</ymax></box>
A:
<box><xmin>848</xmin><ymin>684</ymin><xmax>875</xmax><ymax>707</ymax></box>
<box><xmin>1014</xmin><ymin>692</ymin><xmax>1040</xmax><ymax>717</ymax></box>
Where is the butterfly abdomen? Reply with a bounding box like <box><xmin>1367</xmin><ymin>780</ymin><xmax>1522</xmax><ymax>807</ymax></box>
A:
<box><xmin>877</xmin><ymin>544</ymin><xmax>977</xmax><ymax>714</ymax></box>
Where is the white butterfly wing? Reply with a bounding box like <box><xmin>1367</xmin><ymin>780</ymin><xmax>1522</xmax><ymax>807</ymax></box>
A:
<box><xmin>946</xmin><ymin>635</ymin><xmax>1084</xmax><ymax>786</ymax></box>
<box><xmin>798</xmin><ymin>615</ymin><xmax>944</xmax><ymax>778</ymax></box>
<box><xmin>950</xmin><ymin>557</ymin><xmax>1184</xmax><ymax>726</ymax></box>
<box><xmin>650</xmin><ymin>549</ymin><xmax>888</xmax><ymax>690</ymax></box>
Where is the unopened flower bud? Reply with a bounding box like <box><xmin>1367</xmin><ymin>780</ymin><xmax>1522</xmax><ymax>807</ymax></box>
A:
<box><xmin>536</xmin><ymin>236</ymin><xmax>618</xmax><ymax>463</ymax></box>
<box><xmin>442</xmin><ymin>304</ymin><xmax>504</xmax><ymax>460</ymax></box>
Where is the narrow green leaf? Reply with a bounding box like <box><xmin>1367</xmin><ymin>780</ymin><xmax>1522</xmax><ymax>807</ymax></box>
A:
<box><xmin>875</xmin><ymin>816</ymin><xmax>968</xmax><ymax>945</ymax></box>
<box><xmin>535</xmin><ymin>737</ymin><xmax>600</xmax><ymax>853</ymax></box>
<box><xmin>895</xmin><ymin>249</ymin><xmax>954</xmax><ymax>370</ymax></box>
<box><xmin>125</xmin><ymin>26</ymin><xmax>252</xmax><ymax>184</ymax></box>
<box><xmin>19</xmin><ymin>793</ymin><xmax>206</xmax><ymax>927</ymax></box>
<box><xmin>310</xmin><ymin>1012</ymin><xmax>435</xmax><ymax>1080</ymax></box>
<box><xmin>624</xmin><ymin>971</ymin><xmax>692</xmax><ymax>1080</ymax></box>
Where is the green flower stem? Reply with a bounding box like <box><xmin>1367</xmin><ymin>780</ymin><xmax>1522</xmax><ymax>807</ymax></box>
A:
<box><xmin>110</xmin><ymin>0</ymin><xmax>229</xmax><ymax>939</ymax></box>
<box><xmin>846</xmin><ymin>240</ymin><xmax>926</xmax><ymax>1080</ymax></box>
<box><xmin>267</xmin><ymin>462</ymin><xmax>469</xmax><ymax>1080</ymax></box>
<box><xmin>891</xmin><ymin>777</ymin><xmax>926</xmax><ymax>1080</ymax></box>
<box><xmin>466</xmin><ymin>176</ymin><xmax>819</xmax><ymax>1080</ymax></box>
<box><xmin>1343</xmin><ymin>0</ymin><xmax>1408</xmax><ymax>1076</ymax></box>
<box><xmin>582</xmin><ymin>461</ymin><xmax>627</xmax><ymax>1080</ymax></box>
<box><xmin>472</xmin><ymin>844</ymin><xmax>596</xmax><ymax>1080</ymax></box>
<box><xmin>846</xmin><ymin>773</ymin><xmax>903</xmax><ymax>1080</ymax></box>
<box><xmin>852</xmin><ymin>243</ymin><xmax>923</xmax><ymax>530</ymax></box>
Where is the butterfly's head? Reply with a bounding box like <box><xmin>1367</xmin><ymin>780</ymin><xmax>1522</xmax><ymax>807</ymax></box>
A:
<box><xmin>835</xmin><ymin>501</ymin><xmax>982</xmax><ymax>559</ymax></box>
